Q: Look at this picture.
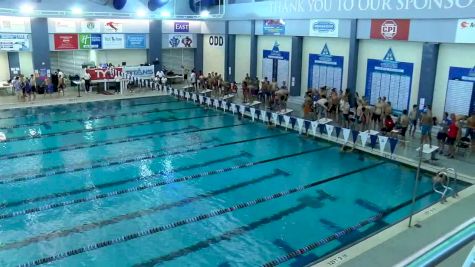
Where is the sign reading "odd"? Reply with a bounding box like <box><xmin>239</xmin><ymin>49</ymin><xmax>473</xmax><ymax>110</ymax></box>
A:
<box><xmin>208</xmin><ymin>35</ymin><xmax>224</xmax><ymax>47</ymax></box>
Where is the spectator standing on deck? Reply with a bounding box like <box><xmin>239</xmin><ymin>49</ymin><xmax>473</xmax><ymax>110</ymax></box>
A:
<box><xmin>190</xmin><ymin>70</ymin><xmax>197</xmax><ymax>91</ymax></box>
<box><xmin>409</xmin><ymin>105</ymin><xmax>418</xmax><ymax>137</ymax></box>
<box><xmin>446</xmin><ymin>113</ymin><xmax>459</xmax><ymax>158</ymax></box>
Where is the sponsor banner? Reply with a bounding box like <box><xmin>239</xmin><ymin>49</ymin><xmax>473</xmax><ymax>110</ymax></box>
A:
<box><xmin>102</xmin><ymin>34</ymin><xmax>125</xmax><ymax>49</ymax></box>
<box><xmin>309</xmin><ymin>19</ymin><xmax>339</xmax><ymax>37</ymax></box>
<box><xmin>370</xmin><ymin>19</ymin><xmax>410</xmax><ymax>40</ymax></box>
<box><xmin>124</xmin><ymin>65</ymin><xmax>154</xmax><ymax>78</ymax></box>
<box><xmin>54</xmin><ymin>20</ymin><xmax>77</xmax><ymax>33</ymax></box>
<box><xmin>174</xmin><ymin>22</ymin><xmax>190</xmax><ymax>32</ymax></box>
<box><xmin>0</xmin><ymin>34</ymin><xmax>30</xmax><ymax>51</ymax></box>
<box><xmin>81</xmin><ymin>21</ymin><xmax>101</xmax><ymax>33</ymax></box>
<box><xmin>0</xmin><ymin>18</ymin><xmax>27</xmax><ymax>33</ymax></box>
<box><xmin>455</xmin><ymin>19</ymin><xmax>475</xmax><ymax>43</ymax></box>
<box><xmin>168</xmin><ymin>34</ymin><xmax>193</xmax><ymax>48</ymax></box>
<box><xmin>103</xmin><ymin>21</ymin><xmax>123</xmax><ymax>33</ymax></box>
<box><xmin>54</xmin><ymin>34</ymin><xmax>78</xmax><ymax>50</ymax></box>
<box><xmin>86</xmin><ymin>67</ymin><xmax>123</xmax><ymax>80</ymax></box>
<box><xmin>126</xmin><ymin>34</ymin><xmax>146</xmax><ymax>49</ymax></box>
<box><xmin>263</xmin><ymin>19</ymin><xmax>285</xmax><ymax>35</ymax></box>
<box><xmin>79</xmin><ymin>34</ymin><xmax>102</xmax><ymax>49</ymax></box>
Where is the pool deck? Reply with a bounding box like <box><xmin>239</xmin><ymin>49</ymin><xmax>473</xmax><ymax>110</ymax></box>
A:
<box><xmin>316</xmin><ymin>185</ymin><xmax>475</xmax><ymax>267</ymax></box>
<box><xmin>1</xmin><ymin>86</ymin><xmax>473</xmax><ymax>266</ymax></box>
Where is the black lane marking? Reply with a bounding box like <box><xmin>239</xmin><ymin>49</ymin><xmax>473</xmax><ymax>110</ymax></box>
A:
<box><xmin>261</xmin><ymin>189</ymin><xmax>435</xmax><ymax>267</ymax></box>
<box><xmin>0</xmin><ymin>145</ymin><xmax>329</xmax><ymax>220</ymax></box>
<box><xmin>0</xmin><ymin>122</ymin><xmax>246</xmax><ymax>161</ymax></box>
<box><xmin>0</xmin><ymin>169</ymin><xmax>289</xmax><ymax>251</ymax></box>
<box><xmin>16</xmin><ymin>161</ymin><xmax>384</xmax><ymax>267</ymax></box>
<box><xmin>133</xmin><ymin>190</ymin><xmax>336</xmax><ymax>267</ymax></box>
<box><xmin>0</xmin><ymin>105</ymin><xmax>198</xmax><ymax>130</ymax></box>
<box><xmin>0</xmin><ymin>98</ymin><xmax>178</xmax><ymax>120</ymax></box>
<box><xmin>2</xmin><ymin>113</ymin><xmax>223</xmax><ymax>143</ymax></box>
<box><xmin>1</xmin><ymin>132</ymin><xmax>287</xmax><ymax>207</ymax></box>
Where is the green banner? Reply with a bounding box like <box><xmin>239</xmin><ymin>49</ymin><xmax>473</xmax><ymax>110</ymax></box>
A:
<box><xmin>79</xmin><ymin>33</ymin><xmax>102</xmax><ymax>49</ymax></box>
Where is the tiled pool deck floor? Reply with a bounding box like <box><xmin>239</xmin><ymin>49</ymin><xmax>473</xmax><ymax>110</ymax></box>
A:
<box><xmin>1</xmin><ymin>86</ymin><xmax>473</xmax><ymax>266</ymax></box>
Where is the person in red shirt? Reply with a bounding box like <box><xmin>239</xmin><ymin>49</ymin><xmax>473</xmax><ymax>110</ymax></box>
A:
<box><xmin>446</xmin><ymin>113</ymin><xmax>459</xmax><ymax>158</ymax></box>
<box><xmin>381</xmin><ymin>115</ymin><xmax>395</xmax><ymax>134</ymax></box>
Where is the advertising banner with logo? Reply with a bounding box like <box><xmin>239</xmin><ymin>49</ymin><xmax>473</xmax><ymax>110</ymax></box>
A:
<box><xmin>174</xmin><ymin>22</ymin><xmax>190</xmax><ymax>32</ymax></box>
<box><xmin>370</xmin><ymin>19</ymin><xmax>410</xmax><ymax>40</ymax></box>
<box><xmin>86</xmin><ymin>67</ymin><xmax>123</xmax><ymax>80</ymax></box>
<box><xmin>54</xmin><ymin>20</ymin><xmax>77</xmax><ymax>33</ymax></box>
<box><xmin>455</xmin><ymin>19</ymin><xmax>475</xmax><ymax>43</ymax></box>
<box><xmin>103</xmin><ymin>21</ymin><xmax>123</xmax><ymax>33</ymax></box>
<box><xmin>126</xmin><ymin>34</ymin><xmax>146</xmax><ymax>49</ymax></box>
<box><xmin>309</xmin><ymin>19</ymin><xmax>339</xmax><ymax>37</ymax></box>
<box><xmin>54</xmin><ymin>34</ymin><xmax>78</xmax><ymax>50</ymax></box>
<box><xmin>168</xmin><ymin>34</ymin><xmax>194</xmax><ymax>48</ymax></box>
<box><xmin>0</xmin><ymin>34</ymin><xmax>30</xmax><ymax>51</ymax></box>
<box><xmin>124</xmin><ymin>65</ymin><xmax>154</xmax><ymax>78</ymax></box>
<box><xmin>81</xmin><ymin>21</ymin><xmax>101</xmax><ymax>33</ymax></box>
<box><xmin>0</xmin><ymin>18</ymin><xmax>27</xmax><ymax>33</ymax></box>
<box><xmin>79</xmin><ymin>34</ymin><xmax>102</xmax><ymax>49</ymax></box>
<box><xmin>263</xmin><ymin>20</ymin><xmax>285</xmax><ymax>35</ymax></box>
<box><xmin>102</xmin><ymin>34</ymin><xmax>125</xmax><ymax>49</ymax></box>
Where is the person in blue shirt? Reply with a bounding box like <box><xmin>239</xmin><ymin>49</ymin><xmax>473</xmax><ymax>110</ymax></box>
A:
<box><xmin>437</xmin><ymin>112</ymin><xmax>451</xmax><ymax>154</ymax></box>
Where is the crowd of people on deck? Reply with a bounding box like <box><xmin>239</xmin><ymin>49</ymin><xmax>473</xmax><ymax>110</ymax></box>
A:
<box><xmin>11</xmin><ymin>69</ymin><xmax>66</xmax><ymax>102</ymax></box>
<box><xmin>301</xmin><ymin>86</ymin><xmax>474</xmax><ymax>159</ymax></box>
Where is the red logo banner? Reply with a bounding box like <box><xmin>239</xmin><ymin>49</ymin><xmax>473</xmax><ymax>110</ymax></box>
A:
<box><xmin>370</xmin><ymin>20</ymin><xmax>410</xmax><ymax>40</ymax></box>
<box><xmin>54</xmin><ymin>34</ymin><xmax>78</xmax><ymax>50</ymax></box>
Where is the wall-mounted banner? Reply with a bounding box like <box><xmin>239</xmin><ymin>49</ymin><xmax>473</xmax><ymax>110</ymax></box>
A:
<box><xmin>54</xmin><ymin>20</ymin><xmax>77</xmax><ymax>33</ymax></box>
<box><xmin>263</xmin><ymin>19</ymin><xmax>285</xmax><ymax>35</ymax></box>
<box><xmin>309</xmin><ymin>19</ymin><xmax>339</xmax><ymax>37</ymax></box>
<box><xmin>262</xmin><ymin>41</ymin><xmax>290</xmax><ymax>86</ymax></box>
<box><xmin>370</xmin><ymin>19</ymin><xmax>410</xmax><ymax>40</ymax></box>
<box><xmin>102</xmin><ymin>34</ymin><xmax>125</xmax><ymax>49</ymax></box>
<box><xmin>168</xmin><ymin>34</ymin><xmax>194</xmax><ymax>48</ymax></box>
<box><xmin>174</xmin><ymin>22</ymin><xmax>190</xmax><ymax>32</ymax></box>
<box><xmin>54</xmin><ymin>34</ymin><xmax>78</xmax><ymax>50</ymax></box>
<box><xmin>0</xmin><ymin>18</ymin><xmax>27</xmax><ymax>33</ymax></box>
<box><xmin>80</xmin><ymin>21</ymin><xmax>101</xmax><ymax>33</ymax></box>
<box><xmin>308</xmin><ymin>44</ymin><xmax>344</xmax><ymax>90</ymax></box>
<box><xmin>79</xmin><ymin>34</ymin><xmax>102</xmax><ymax>49</ymax></box>
<box><xmin>126</xmin><ymin>34</ymin><xmax>146</xmax><ymax>49</ymax></box>
<box><xmin>445</xmin><ymin>66</ymin><xmax>475</xmax><ymax>115</ymax></box>
<box><xmin>103</xmin><ymin>21</ymin><xmax>123</xmax><ymax>33</ymax></box>
<box><xmin>124</xmin><ymin>65</ymin><xmax>155</xmax><ymax>78</ymax></box>
<box><xmin>455</xmin><ymin>19</ymin><xmax>475</xmax><ymax>43</ymax></box>
<box><xmin>208</xmin><ymin>35</ymin><xmax>225</xmax><ymax>47</ymax></box>
<box><xmin>365</xmin><ymin>48</ymin><xmax>414</xmax><ymax>111</ymax></box>
<box><xmin>86</xmin><ymin>67</ymin><xmax>123</xmax><ymax>80</ymax></box>
<box><xmin>0</xmin><ymin>34</ymin><xmax>30</xmax><ymax>51</ymax></box>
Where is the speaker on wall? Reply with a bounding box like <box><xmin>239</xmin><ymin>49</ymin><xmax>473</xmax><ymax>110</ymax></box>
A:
<box><xmin>112</xmin><ymin>0</ymin><xmax>127</xmax><ymax>10</ymax></box>
<box><xmin>148</xmin><ymin>0</ymin><xmax>169</xmax><ymax>11</ymax></box>
<box><xmin>189</xmin><ymin>0</ymin><xmax>219</xmax><ymax>13</ymax></box>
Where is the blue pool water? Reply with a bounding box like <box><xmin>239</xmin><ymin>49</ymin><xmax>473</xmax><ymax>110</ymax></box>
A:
<box><xmin>0</xmin><ymin>96</ymin><xmax>466</xmax><ymax>266</ymax></box>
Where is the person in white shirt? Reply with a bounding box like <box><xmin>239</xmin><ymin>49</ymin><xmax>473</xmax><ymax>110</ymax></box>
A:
<box><xmin>84</xmin><ymin>71</ymin><xmax>91</xmax><ymax>93</ymax></box>
<box><xmin>190</xmin><ymin>70</ymin><xmax>197</xmax><ymax>90</ymax></box>
<box><xmin>161</xmin><ymin>76</ymin><xmax>168</xmax><ymax>90</ymax></box>
<box><xmin>156</xmin><ymin>70</ymin><xmax>164</xmax><ymax>79</ymax></box>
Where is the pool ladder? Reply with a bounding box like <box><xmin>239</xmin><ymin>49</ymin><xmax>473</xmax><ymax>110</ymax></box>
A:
<box><xmin>433</xmin><ymin>168</ymin><xmax>459</xmax><ymax>203</ymax></box>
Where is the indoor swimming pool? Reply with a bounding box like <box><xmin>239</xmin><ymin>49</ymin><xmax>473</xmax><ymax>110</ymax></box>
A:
<box><xmin>0</xmin><ymin>96</ymin><xmax>467</xmax><ymax>266</ymax></box>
